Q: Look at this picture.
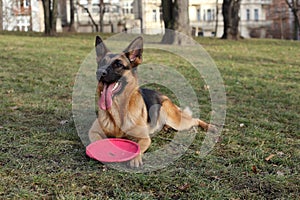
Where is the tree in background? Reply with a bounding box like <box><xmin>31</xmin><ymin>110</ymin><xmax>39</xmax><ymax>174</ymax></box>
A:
<box><xmin>285</xmin><ymin>0</ymin><xmax>300</xmax><ymax>40</ymax></box>
<box><xmin>75</xmin><ymin>0</ymin><xmax>105</xmax><ymax>32</ymax></box>
<box><xmin>0</xmin><ymin>0</ymin><xmax>3</xmax><ymax>31</ymax></box>
<box><xmin>161</xmin><ymin>0</ymin><xmax>190</xmax><ymax>44</ymax></box>
<box><xmin>42</xmin><ymin>0</ymin><xmax>58</xmax><ymax>35</ymax></box>
<box><xmin>215</xmin><ymin>0</ymin><xmax>220</xmax><ymax>37</ymax></box>
<box><xmin>221</xmin><ymin>0</ymin><xmax>241</xmax><ymax>40</ymax></box>
<box><xmin>99</xmin><ymin>0</ymin><xmax>105</xmax><ymax>32</ymax></box>
<box><xmin>76</xmin><ymin>1</ymin><xmax>99</xmax><ymax>32</ymax></box>
<box><xmin>69</xmin><ymin>0</ymin><xmax>75</xmax><ymax>31</ymax></box>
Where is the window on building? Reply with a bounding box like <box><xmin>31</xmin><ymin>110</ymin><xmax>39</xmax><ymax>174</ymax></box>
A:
<box><xmin>254</xmin><ymin>9</ymin><xmax>259</xmax><ymax>21</ymax></box>
<box><xmin>80</xmin><ymin>3</ymin><xmax>88</xmax><ymax>14</ymax></box>
<box><xmin>207</xmin><ymin>9</ymin><xmax>212</xmax><ymax>21</ymax></box>
<box><xmin>281</xmin><ymin>7</ymin><xmax>286</xmax><ymax>17</ymax></box>
<box><xmin>274</xmin><ymin>22</ymin><xmax>279</xmax><ymax>30</ymax></box>
<box><xmin>152</xmin><ymin>9</ymin><xmax>157</xmax><ymax>22</ymax></box>
<box><xmin>111</xmin><ymin>6</ymin><xmax>118</xmax><ymax>13</ymax></box>
<box><xmin>104</xmin><ymin>7</ymin><xmax>110</xmax><ymax>13</ymax></box>
<box><xmin>24</xmin><ymin>0</ymin><xmax>30</xmax><ymax>7</ymax></box>
<box><xmin>123</xmin><ymin>2</ymin><xmax>133</xmax><ymax>14</ymax></box>
<box><xmin>19</xmin><ymin>0</ymin><xmax>30</xmax><ymax>8</ymax></box>
<box><xmin>197</xmin><ymin>8</ymin><xmax>201</xmax><ymax>21</ymax></box>
<box><xmin>246</xmin><ymin>9</ymin><xmax>250</xmax><ymax>21</ymax></box>
<box><xmin>92</xmin><ymin>4</ymin><xmax>100</xmax><ymax>13</ymax></box>
<box><xmin>123</xmin><ymin>3</ymin><xmax>128</xmax><ymax>14</ymax></box>
<box><xmin>203</xmin><ymin>9</ymin><xmax>206</xmax><ymax>21</ymax></box>
<box><xmin>126</xmin><ymin>3</ymin><xmax>129</xmax><ymax>14</ymax></box>
<box><xmin>159</xmin><ymin>7</ymin><xmax>162</xmax><ymax>21</ymax></box>
<box><xmin>198</xmin><ymin>31</ymin><xmax>204</xmax><ymax>37</ymax></box>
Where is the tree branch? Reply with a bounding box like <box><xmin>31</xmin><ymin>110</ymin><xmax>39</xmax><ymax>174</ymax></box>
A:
<box><xmin>76</xmin><ymin>1</ymin><xmax>99</xmax><ymax>32</ymax></box>
<box><xmin>285</xmin><ymin>0</ymin><xmax>292</xmax><ymax>9</ymax></box>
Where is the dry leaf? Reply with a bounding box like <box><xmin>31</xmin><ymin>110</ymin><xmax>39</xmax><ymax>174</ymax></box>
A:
<box><xmin>178</xmin><ymin>183</ymin><xmax>190</xmax><ymax>191</ymax></box>
<box><xmin>212</xmin><ymin>176</ymin><xmax>220</xmax><ymax>180</ymax></box>
<box><xmin>6</xmin><ymin>89</ymin><xmax>14</xmax><ymax>94</ymax></box>
<box><xmin>265</xmin><ymin>154</ymin><xmax>275</xmax><ymax>161</ymax></box>
<box><xmin>10</xmin><ymin>106</ymin><xmax>19</xmax><ymax>110</ymax></box>
<box><xmin>204</xmin><ymin>85</ymin><xmax>210</xmax><ymax>90</ymax></box>
<box><xmin>252</xmin><ymin>165</ymin><xmax>258</xmax><ymax>174</ymax></box>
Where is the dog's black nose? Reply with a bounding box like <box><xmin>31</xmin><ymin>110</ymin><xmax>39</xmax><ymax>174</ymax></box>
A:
<box><xmin>99</xmin><ymin>69</ymin><xmax>107</xmax><ymax>77</ymax></box>
<box><xmin>96</xmin><ymin>68</ymin><xmax>107</xmax><ymax>80</ymax></box>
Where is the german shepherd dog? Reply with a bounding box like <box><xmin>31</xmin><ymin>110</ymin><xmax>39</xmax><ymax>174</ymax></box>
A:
<box><xmin>89</xmin><ymin>36</ymin><xmax>214</xmax><ymax>167</ymax></box>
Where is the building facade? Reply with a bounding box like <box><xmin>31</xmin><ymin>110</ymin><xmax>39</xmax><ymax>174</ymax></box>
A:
<box><xmin>266</xmin><ymin>0</ymin><xmax>299</xmax><ymax>39</ymax></box>
<box><xmin>189</xmin><ymin>0</ymin><xmax>272</xmax><ymax>38</ymax></box>
<box><xmin>58</xmin><ymin>0</ymin><xmax>162</xmax><ymax>34</ymax></box>
<box><xmin>132</xmin><ymin>0</ymin><xmax>163</xmax><ymax>34</ymax></box>
<box><xmin>240</xmin><ymin>0</ymin><xmax>272</xmax><ymax>38</ymax></box>
<box><xmin>2</xmin><ymin>0</ymin><xmax>43</xmax><ymax>32</ymax></box>
<box><xmin>2</xmin><ymin>0</ymin><xmax>299</xmax><ymax>39</ymax></box>
<box><xmin>189</xmin><ymin>0</ymin><xmax>222</xmax><ymax>37</ymax></box>
<box><xmin>60</xmin><ymin>0</ymin><xmax>126</xmax><ymax>32</ymax></box>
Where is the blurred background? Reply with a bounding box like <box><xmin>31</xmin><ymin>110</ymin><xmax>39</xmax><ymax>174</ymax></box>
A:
<box><xmin>0</xmin><ymin>0</ymin><xmax>299</xmax><ymax>40</ymax></box>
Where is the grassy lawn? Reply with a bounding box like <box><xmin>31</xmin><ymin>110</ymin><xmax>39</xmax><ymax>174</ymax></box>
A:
<box><xmin>0</xmin><ymin>32</ymin><xmax>299</xmax><ymax>199</ymax></box>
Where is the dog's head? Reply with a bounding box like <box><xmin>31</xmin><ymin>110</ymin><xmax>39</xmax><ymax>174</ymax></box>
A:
<box><xmin>95</xmin><ymin>36</ymin><xmax>143</xmax><ymax>110</ymax></box>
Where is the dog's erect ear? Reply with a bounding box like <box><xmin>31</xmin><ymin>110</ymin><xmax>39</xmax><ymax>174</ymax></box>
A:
<box><xmin>123</xmin><ymin>36</ymin><xmax>143</xmax><ymax>67</ymax></box>
<box><xmin>95</xmin><ymin>36</ymin><xmax>109</xmax><ymax>60</ymax></box>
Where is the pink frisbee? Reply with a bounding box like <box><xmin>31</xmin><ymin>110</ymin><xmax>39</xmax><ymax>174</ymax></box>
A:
<box><xmin>86</xmin><ymin>138</ymin><xmax>140</xmax><ymax>163</ymax></box>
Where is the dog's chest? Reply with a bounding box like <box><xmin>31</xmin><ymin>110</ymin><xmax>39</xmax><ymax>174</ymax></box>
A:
<box><xmin>98</xmin><ymin>108</ymin><xmax>125</xmax><ymax>137</ymax></box>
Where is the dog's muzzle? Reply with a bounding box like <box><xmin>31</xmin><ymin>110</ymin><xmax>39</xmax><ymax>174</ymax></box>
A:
<box><xmin>96</xmin><ymin>67</ymin><xmax>108</xmax><ymax>81</ymax></box>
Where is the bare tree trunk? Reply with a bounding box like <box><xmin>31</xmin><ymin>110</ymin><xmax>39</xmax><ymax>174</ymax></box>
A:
<box><xmin>99</xmin><ymin>0</ymin><xmax>105</xmax><ymax>32</ymax></box>
<box><xmin>285</xmin><ymin>0</ymin><xmax>300</xmax><ymax>40</ymax></box>
<box><xmin>174</xmin><ymin>0</ymin><xmax>190</xmax><ymax>35</ymax></box>
<box><xmin>60</xmin><ymin>0</ymin><xmax>68</xmax><ymax>26</ymax></box>
<box><xmin>69</xmin><ymin>0</ymin><xmax>75</xmax><ymax>31</ymax></box>
<box><xmin>215</xmin><ymin>0</ymin><xmax>219</xmax><ymax>37</ymax></box>
<box><xmin>161</xmin><ymin>0</ymin><xmax>176</xmax><ymax>44</ymax></box>
<box><xmin>51</xmin><ymin>0</ymin><xmax>58</xmax><ymax>35</ymax></box>
<box><xmin>42</xmin><ymin>0</ymin><xmax>57</xmax><ymax>35</ymax></box>
<box><xmin>161</xmin><ymin>0</ymin><xmax>191</xmax><ymax>44</ymax></box>
<box><xmin>162</xmin><ymin>0</ymin><xmax>173</xmax><ymax>29</ymax></box>
<box><xmin>221</xmin><ymin>0</ymin><xmax>241</xmax><ymax>40</ymax></box>
<box><xmin>42</xmin><ymin>0</ymin><xmax>51</xmax><ymax>34</ymax></box>
<box><xmin>0</xmin><ymin>0</ymin><xmax>3</xmax><ymax>31</ymax></box>
<box><xmin>293</xmin><ymin>12</ymin><xmax>300</xmax><ymax>40</ymax></box>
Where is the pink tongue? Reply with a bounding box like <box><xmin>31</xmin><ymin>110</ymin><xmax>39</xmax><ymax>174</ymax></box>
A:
<box><xmin>99</xmin><ymin>83</ymin><xmax>115</xmax><ymax>110</ymax></box>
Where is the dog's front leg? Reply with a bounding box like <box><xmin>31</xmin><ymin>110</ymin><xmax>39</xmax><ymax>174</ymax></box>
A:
<box><xmin>88</xmin><ymin>119</ymin><xmax>104</xmax><ymax>142</ymax></box>
<box><xmin>130</xmin><ymin>137</ymin><xmax>151</xmax><ymax>168</ymax></box>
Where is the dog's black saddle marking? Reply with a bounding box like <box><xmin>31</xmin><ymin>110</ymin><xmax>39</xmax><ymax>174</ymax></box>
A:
<box><xmin>140</xmin><ymin>88</ymin><xmax>162</xmax><ymax>128</ymax></box>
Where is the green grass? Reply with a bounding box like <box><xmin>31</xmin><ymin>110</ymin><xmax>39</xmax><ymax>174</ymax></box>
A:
<box><xmin>1</xmin><ymin>32</ymin><xmax>299</xmax><ymax>199</ymax></box>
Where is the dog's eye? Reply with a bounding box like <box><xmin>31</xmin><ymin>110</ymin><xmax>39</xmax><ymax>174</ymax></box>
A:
<box><xmin>114</xmin><ymin>61</ymin><xmax>129</xmax><ymax>70</ymax></box>
<box><xmin>112</xmin><ymin>61</ymin><xmax>125</xmax><ymax>74</ymax></box>
<box><xmin>115</xmin><ymin>62</ymin><xmax>124</xmax><ymax>68</ymax></box>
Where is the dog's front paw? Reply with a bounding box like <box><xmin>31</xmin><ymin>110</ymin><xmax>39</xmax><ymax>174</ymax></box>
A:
<box><xmin>129</xmin><ymin>154</ymin><xmax>143</xmax><ymax>168</ymax></box>
<box><xmin>207</xmin><ymin>124</ymin><xmax>217</xmax><ymax>133</ymax></box>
